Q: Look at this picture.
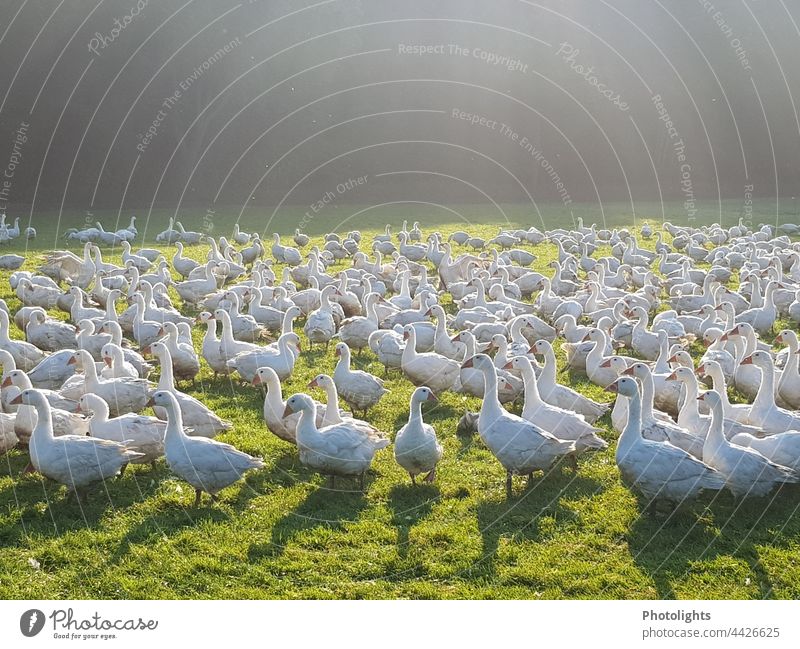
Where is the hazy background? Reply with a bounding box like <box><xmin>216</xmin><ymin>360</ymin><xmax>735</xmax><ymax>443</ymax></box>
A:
<box><xmin>0</xmin><ymin>0</ymin><xmax>798</xmax><ymax>227</ymax></box>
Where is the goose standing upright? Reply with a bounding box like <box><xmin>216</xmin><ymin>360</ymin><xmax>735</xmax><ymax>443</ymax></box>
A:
<box><xmin>283</xmin><ymin>393</ymin><xmax>390</xmax><ymax>489</ymax></box>
<box><xmin>150</xmin><ymin>390</ymin><xmax>263</xmax><ymax>506</ymax></box>
<box><xmin>14</xmin><ymin>389</ymin><xmax>142</xmax><ymax>501</ymax></box>
<box><xmin>332</xmin><ymin>342</ymin><xmax>387</xmax><ymax>417</ymax></box>
<box><xmin>606</xmin><ymin>377</ymin><xmax>724</xmax><ymax>507</ymax></box>
<box><xmin>700</xmin><ymin>390</ymin><xmax>797</xmax><ymax>498</ymax></box>
<box><xmin>394</xmin><ymin>386</ymin><xmax>442</xmax><ymax>484</ymax></box>
<box><xmin>463</xmin><ymin>354</ymin><xmax>575</xmax><ymax>497</ymax></box>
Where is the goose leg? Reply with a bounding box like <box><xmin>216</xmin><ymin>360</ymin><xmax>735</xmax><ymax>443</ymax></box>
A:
<box><xmin>21</xmin><ymin>462</ymin><xmax>35</xmax><ymax>475</ymax></box>
<box><xmin>359</xmin><ymin>473</ymin><xmax>365</xmax><ymax>491</ymax></box>
<box><xmin>527</xmin><ymin>472</ymin><xmax>534</xmax><ymax>486</ymax></box>
<box><xmin>117</xmin><ymin>463</ymin><xmax>128</xmax><ymax>480</ymax></box>
<box><xmin>194</xmin><ymin>488</ymin><xmax>202</xmax><ymax>507</ymax></box>
<box><xmin>423</xmin><ymin>468</ymin><xmax>436</xmax><ymax>483</ymax></box>
<box><xmin>151</xmin><ymin>461</ymin><xmax>158</xmax><ymax>471</ymax></box>
<box><xmin>506</xmin><ymin>472</ymin><xmax>513</xmax><ymax>499</ymax></box>
<box><xmin>569</xmin><ymin>454</ymin><xmax>578</xmax><ymax>472</ymax></box>
<box><xmin>410</xmin><ymin>474</ymin><xmax>416</xmax><ymax>486</ymax></box>
<box><xmin>329</xmin><ymin>475</ymin><xmax>336</xmax><ymax>490</ymax></box>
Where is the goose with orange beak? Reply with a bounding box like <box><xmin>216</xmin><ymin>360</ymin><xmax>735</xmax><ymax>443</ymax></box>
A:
<box><xmin>605</xmin><ymin>376</ymin><xmax>724</xmax><ymax>507</ymax></box>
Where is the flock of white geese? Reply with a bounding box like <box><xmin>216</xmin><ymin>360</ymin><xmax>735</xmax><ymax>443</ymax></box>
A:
<box><xmin>1</xmin><ymin>216</ymin><xmax>800</xmax><ymax>509</ymax></box>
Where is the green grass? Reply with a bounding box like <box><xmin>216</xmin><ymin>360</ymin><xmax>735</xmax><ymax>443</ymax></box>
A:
<box><xmin>1</xmin><ymin>200</ymin><xmax>799</xmax><ymax>600</ymax></box>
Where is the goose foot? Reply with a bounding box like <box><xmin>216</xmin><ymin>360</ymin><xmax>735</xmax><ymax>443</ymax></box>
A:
<box><xmin>329</xmin><ymin>475</ymin><xmax>336</xmax><ymax>490</ymax></box>
<box><xmin>506</xmin><ymin>472</ymin><xmax>513</xmax><ymax>499</ymax></box>
<box><xmin>118</xmin><ymin>463</ymin><xmax>128</xmax><ymax>480</ymax></box>
<box><xmin>423</xmin><ymin>468</ymin><xmax>436</xmax><ymax>483</ymax></box>
<box><xmin>568</xmin><ymin>454</ymin><xmax>578</xmax><ymax>472</ymax></box>
<box><xmin>194</xmin><ymin>488</ymin><xmax>203</xmax><ymax>507</ymax></box>
<box><xmin>21</xmin><ymin>462</ymin><xmax>35</xmax><ymax>475</ymax></box>
<box><xmin>151</xmin><ymin>461</ymin><xmax>158</xmax><ymax>471</ymax></box>
<box><xmin>527</xmin><ymin>472</ymin><xmax>535</xmax><ymax>486</ymax></box>
<box><xmin>358</xmin><ymin>473</ymin><xmax>366</xmax><ymax>491</ymax></box>
<box><xmin>410</xmin><ymin>474</ymin><xmax>417</xmax><ymax>486</ymax></box>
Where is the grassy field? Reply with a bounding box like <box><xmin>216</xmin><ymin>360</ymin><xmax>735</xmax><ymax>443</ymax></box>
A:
<box><xmin>1</xmin><ymin>201</ymin><xmax>799</xmax><ymax>600</ymax></box>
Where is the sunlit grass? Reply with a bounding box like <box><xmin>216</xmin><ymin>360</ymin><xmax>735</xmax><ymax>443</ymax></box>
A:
<box><xmin>0</xmin><ymin>202</ymin><xmax>798</xmax><ymax>599</ymax></box>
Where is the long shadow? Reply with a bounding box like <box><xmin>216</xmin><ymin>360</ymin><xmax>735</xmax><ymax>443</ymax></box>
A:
<box><xmin>626</xmin><ymin>485</ymin><xmax>800</xmax><ymax>599</ymax></box>
<box><xmin>386</xmin><ymin>482</ymin><xmax>439</xmax><ymax>563</ymax></box>
<box><xmin>247</xmin><ymin>481</ymin><xmax>368</xmax><ymax>561</ymax></box>
<box><xmin>0</xmin><ymin>463</ymin><xmax>169</xmax><ymax>544</ymax></box>
<box><xmin>474</xmin><ymin>468</ymin><xmax>603</xmax><ymax>583</ymax></box>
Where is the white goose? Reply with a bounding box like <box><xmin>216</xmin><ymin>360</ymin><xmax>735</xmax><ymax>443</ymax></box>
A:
<box><xmin>506</xmin><ymin>356</ymin><xmax>607</xmax><ymax>456</ymax></box>
<box><xmin>15</xmin><ymin>389</ymin><xmax>142</xmax><ymax>501</ymax></box>
<box><xmin>338</xmin><ymin>292</ymin><xmax>380</xmax><ymax>354</ymax></box>
<box><xmin>606</xmin><ymin>377</ymin><xmax>724</xmax><ymax>506</ymax></box>
<box><xmin>151</xmin><ymin>390</ymin><xmax>263</xmax><ymax>505</ymax></box>
<box><xmin>0</xmin><ymin>310</ymin><xmax>47</xmax><ymax>371</ymax></box>
<box><xmin>64</xmin><ymin>349</ymin><xmax>151</xmax><ymax>416</ymax></box>
<box><xmin>283</xmin><ymin>392</ymin><xmax>389</xmax><ymax>488</ymax></box>
<box><xmin>333</xmin><ymin>342</ymin><xmax>388</xmax><ymax>417</ymax></box>
<box><xmin>774</xmin><ymin>330</ymin><xmax>800</xmax><ymax>409</ymax></box>
<box><xmin>394</xmin><ymin>386</ymin><xmax>442</xmax><ymax>484</ymax></box>
<box><xmin>4</xmin><ymin>370</ymin><xmax>89</xmax><ymax>442</ymax></box>
<box><xmin>78</xmin><ymin>392</ymin><xmax>165</xmax><ymax>469</ymax></box>
<box><xmin>25</xmin><ymin>308</ymin><xmax>77</xmax><ymax>352</ymax></box>
<box><xmin>464</xmin><ymin>354</ymin><xmax>575</xmax><ymax>497</ymax></box>
<box><xmin>100</xmin><ymin>343</ymin><xmax>139</xmax><ymax>379</ymax></box>
<box><xmin>400</xmin><ymin>325</ymin><xmax>459</xmax><ymax>394</ymax></box>
<box><xmin>743</xmin><ymin>351</ymin><xmax>800</xmax><ymax>433</ymax></box>
<box><xmin>148</xmin><ymin>342</ymin><xmax>232</xmax><ymax>437</ymax></box>
<box><xmin>700</xmin><ymin>390</ymin><xmax>797</xmax><ymax>498</ymax></box>
<box><xmin>303</xmin><ymin>285</ymin><xmax>338</xmax><ymax>349</ymax></box>
<box><xmin>621</xmin><ymin>362</ymin><xmax>705</xmax><ymax>459</ymax></box>
<box><xmin>529</xmin><ymin>339</ymin><xmax>610</xmax><ymax>423</ymax></box>
<box><xmin>227</xmin><ymin>332</ymin><xmax>298</xmax><ymax>383</ymax></box>
<box><xmin>253</xmin><ymin>367</ymin><xmax>327</xmax><ymax>444</ymax></box>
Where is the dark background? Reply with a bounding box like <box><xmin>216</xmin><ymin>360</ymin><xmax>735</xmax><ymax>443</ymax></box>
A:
<box><xmin>0</xmin><ymin>0</ymin><xmax>797</xmax><ymax>219</ymax></box>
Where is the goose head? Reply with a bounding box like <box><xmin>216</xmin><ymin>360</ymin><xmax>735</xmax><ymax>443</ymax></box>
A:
<box><xmin>605</xmin><ymin>375</ymin><xmax>639</xmax><ymax>397</ymax></box>
<box><xmin>461</xmin><ymin>353</ymin><xmax>492</xmax><ymax>371</ymax></box>
<box><xmin>252</xmin><ymin>366</ymin><xmax>280</xmax><ymax>387</ymax></box>
<box><xmin>10</xmin><ymin>388</ymin><xmax>49</xmax><ymax>408</ymax></box>
<box><xmin>741</xmin><ymin>350</ymin><xmax>771</xmax><ymax>367</ymax></box>
<box><xmin>696</xmin><ymin>389</ymin><xmax>722</xmax><ymax>407</ymax></box>
<box><xmin>665</xmin><ymin>366</ymin><xmax>695</xmax><ymax>384</ymax></box>
<box><xmin>282</xmin><ymin>393</ymin><xmax>314</xmax><ymax>418</ymax></box>
<box><xmin>147</xmin><ymin>390</ymin><xmax>178</xmax><ymax>410</ymax></box>
<box><xmin>621</xmin><ymin>362</ymin><xmax>651</xmax><ymax>382</ymax></box>
<box><xmin>598</xmin><ymin>356</ymin><xmax>628</xmax><ymax>376</ymax></box>
<box><xmin>334</xmin><ymin>341</ymin><xmax>351</xmax><ymax>359</ymax></box>
<box><xmin>411</xmin><ymin>386</ymin><xmax>437</xmax><ymax>405</ymax></box>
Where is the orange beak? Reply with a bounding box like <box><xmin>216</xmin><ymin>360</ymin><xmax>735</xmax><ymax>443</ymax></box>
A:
<box><xmin>741</xmin><ymin>355</ymin><xmax>754</xmax><ymax>365</ymax></box>
<box><xmin>502</xmin><ymin>361</ymin><xmax>514</xmax><ymax>370</ymax></box>
<box><xmin>67</xmin><ymin>355</ymin><xmax>77</xmax><ymax>366</ymax></box>
<box><xmin>307</xmin><ymin>378</ymin><xmax>318</xmax><ymax>388</ymax></box>
<box><xmin>605</xmin><ymin>380</ymin><xmax>619</xmax><ymax>394</ymax></box>
<box><xmin>667</xmin><ymin>354</ymin><xmax>678</xmax><ymax>363</ymax></box>
<box><xmin>142</xmin><ymin>346</ymin><xmax>151</xmax><ymax>355</ymax></box>
<box><xmin>282</xmin><ymin>404</ymin><xmax>294</xmax><ymax>418</ymax></box>
<box><xmin>775</xmin><ymin>334</ymin><xmax>784</xmax><ymax>344</ymax></box>
<box><xmin>581</xmin><ymin>333</ymin><xmax>591</xmax><ymax>342</ymax></box>
<box><xmin>103</xmin><ymin>357</ymin><xmax>112</xmax><ymax>367</ymax></box>
<box><xmin>461</xmin><ymin>357</ymin><xmax>474</xmax><ymax>369</ymax></box>
<box><xmin>252</xmin><ymin>374</ymin><xmax>262</xmax><ymax>386</ymax></box>
<box><xmin>621</xmin><ymin>366</ymin><xmax>635</xmax><ymax>376</ymax></box>
<box><xmin>335</xmin><ymin>347</ymin><xmax>341</xmax><ymax>356</ymax></box>
<box><xmin>1</xmin><ymin>376</ymin><xmax>11</xmax><ymax>388</ymax></box>
<box><xmin>697</xmin><ymin>393</ymin><xmax>706</xmax><ymax>402</ymax></box>
<box><xmin>10</xmin><ymin>394</ymin><xmax>22</xmax><ymax>405</ymax></box>
<box><xmin>426</xmin><ymin>391</ymin><xmax>438</xmax><ymax>403</ymax></box>
<box><xmin>666</xmin><ymin>371</ymin><xmax>678</xmax><ymax>381</ymax></box>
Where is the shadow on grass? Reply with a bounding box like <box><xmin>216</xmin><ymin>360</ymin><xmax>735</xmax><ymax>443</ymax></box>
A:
<box><xmin>247</xmin><ymin>481</ymin><xmax>368</xmax><ymax>561</ymax></box>
<box><xmin>472</xmin><ymin>467</ymin><xmax>603</xmax><ymax>582</ymax></box>
<box><xmin>626</xmin><ymin>485</ymin><xmax>800</xmax><ymax>598</ymax></box>
<box><xmin>386</xmin><ymin>482</ymin><xmax>440</xmax><ymax>561</ymax></box>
